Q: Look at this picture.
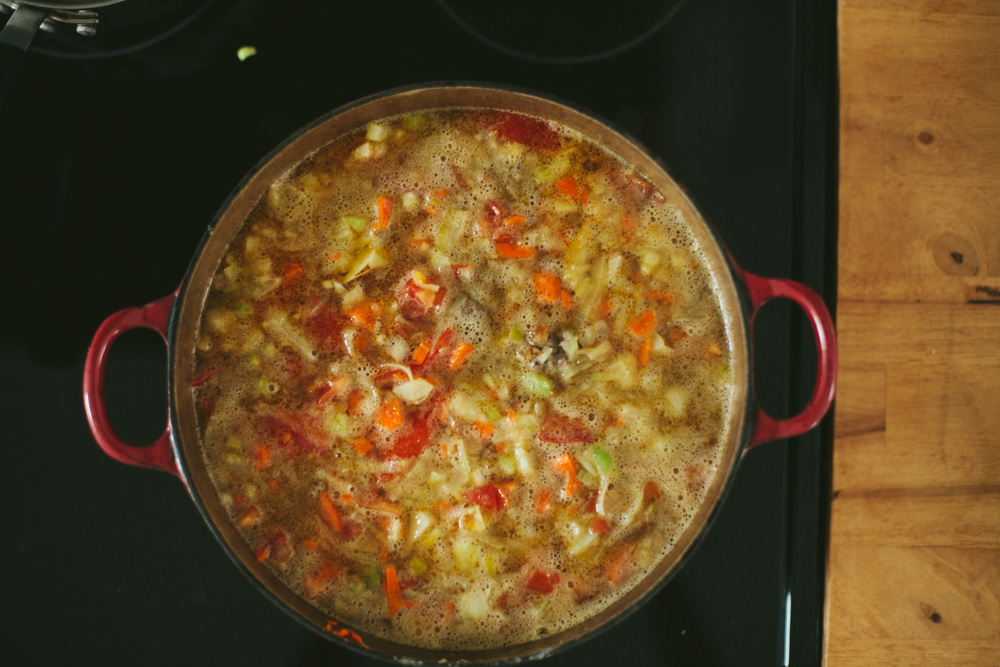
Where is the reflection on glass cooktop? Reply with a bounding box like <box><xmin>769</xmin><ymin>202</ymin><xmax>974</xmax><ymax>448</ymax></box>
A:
<box><xmin>2</xmin><ymin>0</ymin><xmax>836</xmax><ymax>664</ymax></box>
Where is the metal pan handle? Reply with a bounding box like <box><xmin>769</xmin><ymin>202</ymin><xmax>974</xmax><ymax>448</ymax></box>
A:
<box><xmin>83</xmin><ymin>292</ymin><xmax>180</xmax><ymax>477</ymax></box>
<box><xmin>740</xmin><ymin>269</ymin><xmax>837</xmax><ymax>449</ymax></box>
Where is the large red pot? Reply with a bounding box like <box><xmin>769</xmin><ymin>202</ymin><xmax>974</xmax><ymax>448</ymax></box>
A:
<box><xmin>83</xmin><ymin>84</ymin><xmax>836</xmax><ymax>663</ymax></box>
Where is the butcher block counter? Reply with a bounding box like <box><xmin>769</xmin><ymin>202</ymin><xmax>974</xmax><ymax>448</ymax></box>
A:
<box><xmin>827</xmin><ymin>0</ymin><xmax>1000</xmax><ymax>664</ymax></box>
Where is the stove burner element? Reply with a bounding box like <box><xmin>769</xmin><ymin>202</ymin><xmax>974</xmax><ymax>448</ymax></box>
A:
<box><xmin>437</xmin><ymin>0</ymin><xmax>688</xmax><ymax>64</ymax></box>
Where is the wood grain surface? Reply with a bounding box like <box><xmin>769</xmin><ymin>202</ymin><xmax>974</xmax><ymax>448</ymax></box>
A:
<box><xmin>828</xmin><ymin>0</ymin><xmax>1000</xmax><ymax>664</ymax></box>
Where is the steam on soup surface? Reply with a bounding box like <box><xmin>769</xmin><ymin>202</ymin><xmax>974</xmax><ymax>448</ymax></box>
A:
<box><xmin>191</xmin><ymin>108</ymin><xmax>733</xmax><ymax>650</ymax></box>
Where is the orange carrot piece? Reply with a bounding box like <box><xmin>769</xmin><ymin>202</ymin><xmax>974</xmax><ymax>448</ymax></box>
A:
<box><xmin>449</xmin><ymin>343</ymin><xmax>475</xmax><ymax>370</ymax></box>
<box><xmin>643</xmin><ymin>290</ymin><xmax>676</xmax><ymax>305</ymax></box>
<box><xmin>374</xmin><ymin>195</ymin><xmax>393</xmax><ymax>230</ymax></box>
<box><xmin>590</xmin><ymin>518</ymin><xmax>612</xmax><ymax>534</ymax></box>
<box><xmin>347</xmin><ymin>390</ymin><xmax>364</xmax><ymax>415</ymax></box>
<box><xmin>504</xmin><ymin>215</ymin><xmax>526</xmax><ymax>226</ymax></box>
<box><xmin>560</xmin><ymin>289</ymin><xmax>573</xmax><ymax>310</ymax></box>
<box><xmin>319</xmin><ymin>491</ymin><xmax>343</xmax><ymax>532</ymax></box>
<box><xmin>475</xmin><ymin>420</ymin><xmax>494</xmax><ymax>439</ymax></box>
<box><xmin>376</xmin><ymin>398</ymin><xmax>404</xmax><ymax>430</ymax></box>
<box><xmin>495</xmin><ymin>242</ymin><xmax>535</xmax><ymax>259</ymax></box>
<box><xmin>622</xmin><ymin>214</ymin><xmax>638</xmax><ymax>233</ymax></box>
<box><xmin>351</xmin><ymin>437</ymin><xmax>373</xmax><ymax>456</ymax></box>
<box><xmin>534</xmin><ymin>489</ymin><xmax>551</xmax><ymax>515</ymax></box>
<box><xmin>637</xmin><ymin>337</ymin><xmax>652</xmax><ymax>368</ymax></box>
<box><xmin>255</xmin><ymin>546</ymin><xmax>270</xmax><ymax>562</ymax></box>
<box><xmin>507</xmin><ymin>408</ymin><xmax>518</xmax><ymax>423</ymax></box>
<box><xmin>412</xmin><ymin>339</ymin><xmax>431</xmax><ymax>365</ymax></box>
<box><xmin>384</xmin><ymin>566</ymin><xmax>416</xmax><ymax>616</ymax></box>
<box><xmin>347</xmin><ymin>300</ymin><xmax>381</xmax><ymax>331</ymax></box>
<box><xmin>628</xmin><ymin>309</ymin><xmax>657</xmax><ymax>337</ymax></box>
<box><xmin>554</xmin><ymin>176</ymin><xmax>580</xmax><ymax>200</ymax></box>
<box><xmin>532</xmin><ymin>272</ymin><xmax>561</xmax><ymax>303</ymax></box>
<box><xmin>551</xmin><ymin>454</ymin><xmax>583</xmax><ymax>497</ymax></box>
<box><xmin>302</xmin><ymin>539</ymin><xmax>318</xmax><ymax>551</ymax></box>
<box><xmin>255</xmin><ymin>443</ymin><xmax>271</xmax><ymax>470</ymax></box>
<box><xmin>596</xmin><ymin>298</ymin><xmax>615</xmax><ymax>320</ymax></box>
<box><xmin>283</xmin><ymin>263</ymin><xmax>304</xmax><ymax>281</ymax></box>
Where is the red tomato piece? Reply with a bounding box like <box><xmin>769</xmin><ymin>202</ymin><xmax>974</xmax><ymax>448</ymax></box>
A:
<box><xmin>526</xmin><ymin>569</ymin><xmax>560</xmax><ymax>594</ymax></box>
<box><xmin>538</xmin><ymin>414</ymin><xmax>595</xmax><ymax>444</ymax></box>
<box><xmin>496</xmin><ymin>113</ymin><xmax>560</xmax><ymax>151</ymax></box>
<box><xmin>463</xmin><ymin>484</ymin><xmax>506</xmax><ymax>512</ymax></box>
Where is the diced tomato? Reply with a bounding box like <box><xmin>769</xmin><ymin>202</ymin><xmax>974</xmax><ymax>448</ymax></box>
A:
<box><xmin>263</xmin><ymin>411</ymin><xmax>320</xmax><ymax>453</ymax></box>
<box><xmin>283</xmin><ymin>263</ymin><xmax>305</xmax><ymax>281</ymax></box>
<box><xmin>534</xmin><ymin>490</ymin><xmax>551</xmax><ymax>515</ymax></box>
<box><xmin>526</xmin><ymin>569</ymin><xmax>560</xmax><ymax>594</ymax></box>
<box><xmin>554</xmin><ymin>176</ymin><xmax>579</xmax><ymax>200</ymax></box>
<box><xmin>346</xmin><ymin>389</ymin><xmax>364</xmax><ymax>416</ymax></box>
<box><xmin>484</xmin><ymin>199</ymin><xmax>505</xmax><ymax>226</ymax></box>
<box><xmin>451</xmin><ymin>164</ymin><xmax>470</xmax><ymax>189</ymax></box>
<box><xmin>316</xmin><ymin>375</ymin><xmax>349</xmax><ymax>405</ymax></box>
<box><xmin>306</xmin><ymin>306</ymin><xmax>344</xmax><ymax>352</ymax></box>
<box><xmin>377</xmin><ymin>393</ymin><xmax>444</xmax><ymax>461</ymax></box>
<box><xmin>463</xmin><ymin>484</ymin><xmax>506</xmax><ymax>512</ymax></box>
<box><xmin>539</xmin><ymin>414</ymin><xmax>595</xmax><ymax>444</ymax></box>
<box><xmin>340</xmin><ymin>520</ymin><xmax>363</xmax><ymax>542</ymax></box>
<box><xmin>495</xmin><ymin>113</ymin><xmax>561</xmax><ymax>151</ymax></box>
<box><xmin>643</xmin><ymin>480</ymin><xmax>662</xmax><ymax>503</ymax></box>
<box><xmin>425</xmin><ymin>327</ymin><xmax>454</xmax><ymax>364</ymax></box>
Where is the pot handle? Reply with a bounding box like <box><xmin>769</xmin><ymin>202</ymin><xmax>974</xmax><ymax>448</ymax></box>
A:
<box><xmin>83</xmin><ymin>292</ymin><xmax>180</xmax><ymax>477</ymax></box>
<box><xmin>740</xmin><ymin>270</ymin><xmax>837</xmax><ymax>449</ymax></box>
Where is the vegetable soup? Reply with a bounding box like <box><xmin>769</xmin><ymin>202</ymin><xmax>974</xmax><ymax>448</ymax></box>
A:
<box><xmin>191</xmin><ymin>109</ymin><xmax>734</xmax><ymax>650</ymax></box>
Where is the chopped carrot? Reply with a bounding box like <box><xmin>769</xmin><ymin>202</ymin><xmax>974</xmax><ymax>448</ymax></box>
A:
<box><xmin>302</xmin><ymin>539</ymin><xmax>318</xmax><ymax>551</ymax></box>
<box><xmin>255</xmin><ymin>546</ymin><xmax>270</xmax><ymax>562</ymax></box>
<box><xmin>283</xmin><ymin>263</ymin><xmax>304</xmax><ymax>281</ymax></box>
<box><xmin>255</xmin><ymin>443</ymin><xmax>271</xmax><ymax>470</ymax></box>
<box><xmin>607</xmin><ymin>544</ymin><xmax>635</xmax><ymax>586</ymax></box>
<box><xmin>376</xmin><ymin>398</ymin><xmax>404</xmax><ymax>430</ymax></box>
<box><xmin>412</xmin><ymin>339</ymin><xmax>431</xmax><ymax>365</ymax></box>
<box><xmin>327</xmin><ymin>252</ymin><xmax>343</xmax><ymax>261</ymax></box>
<box><xmin>428</xmin><ymin>327</ymin><xmax>454</xmax><ymax>362</ymax></box>
<box><xmin>379</xmin><ymin>543</ymin><xmax>388</xmax><ymax>564</ymax></box>
<box><xmin>637</xmin><ymin>337</ymin><xmax>652</xmax><ymax>368</ymax></box>
<box><xmin>551</xmin><ymin>454</ymin><xmax>583</xmax><ymax>497</ymax></box>
<box><xmin>373</xmin><ymin>194</ymin><xmax>393</xmax><ymax>230</ymax></box>
<box><xmin>495</xmin><ymin>242</ymin><xmax>535</xmax><ymax>259</ymax></box>
<box><xmin>644</xmin><ymin>290</ymin><xmax>676</xmax><ymax>305</ymax></box>
<box><xmin>439</xmin><ymin>443</ymin><xmax>450</xmax><ymax>459</ymax></box>
<box><xmin>434</xmin><ymin>501</ymin><xmax>453</xmax><ymax>513</ymax></box>
<box><xmin>449</xmin><ymin>343</ymin><xmax>475</xmax><ymax>370</ymax></box>
<box><xmin>622</xmin><ymin>214</ymin><xmax>638</xmax><ymax>233</ymax></box>
<box><xmin>267</xmin><ymin>479</ymin><xmax>280</xmax><ymax>494</ymax></box>
<box><xmin>504</xmin><ymin>215</ymin><xmax>526</xmax><ymax>226</ymax></box>
<box><xmin>351</xmin><ymin>437</ymin><xmax>373</xmax><ymax>456</ymax></box>
<box><xmin>532</xmin><ymin>273</ymin><xmax>561</xmax><ymax>303</ymax></box>
<box><xmin>496</xmin><ymin>442</ymin><xmax>508</xmax><ymax>453</ymax></box>
<box><xmin>319</xmin><ymin>491</ymin><xmax>343</xmax><ymax>532</ymax></box>
<box><xmin>596</xmin><ymin>298</ymin><xmax>615</xmax><ymax>320</ymax></box>
<box><xmin>384</xmin><ymin>566</ymin><xmax>416</xmax><ymax>616</ymax></box>
<box><xmin>317</xmin><ymin>376</ymin><xmax>349</xmax><ymax>404</ymax></box>
<box><xmin>347</xmin><ymin>300</ymin><xmax>381</xmax><ymax>330</ymax></box>
<box><xmin>534</xmin><ymin>490</ymin><xmax>551</xmax><ymax>515</ymax></box>
<box><xmin>340</xmin><ymin>493</ymin><xmax>353</xmax><ymax>504</ymax></box>
<box><xmin>305</xmin><ymin>563</ymin><xmax>341</xmax><ymax>598</ymax></box>
<box><xmin>560</xmin><ymin>289</ymin><xmax>573</xmax><ymax>310</ymax></box>
<box><xmin>554</xmin><ymin>176</ymin><xmax>580</xmax><ymax>200</ymax></box>
<box><xmin>507</xmin><ymin>408</ymin><xmax>518</xmax><ymax>423</ymax></box>
<box><xmin>628</xmin><ymin>309</ymin><xmax>657</xmax><ymax>337</ymax></box>
<box><xmin>475</xmin><ymin>420</ymin><xmax>494</xmax><ymax>438</ymax></box>
<box><xmin>705</xmin><ymin>341</ymin><xmax>723</xmax><ymax>356</ymax></box>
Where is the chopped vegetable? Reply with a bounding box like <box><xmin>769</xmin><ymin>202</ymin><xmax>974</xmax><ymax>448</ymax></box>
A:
<box><xmin>495</xmin><ymin>242</ymin><xmax>535</xmax><ymax>259</ymax></box>
<box><xmin>450</xmin><ymin>343</ymin><xmax>475</xmax><ymax>370</ymax></box>
<box><xmin>526</xmin><ymin>569</ymin><xmax>560</xmax><ymax>594</ymax></box>
<box><xmin>628</xmin><ymin>309</ymin><xmax>657</xmax><ymax>337</ymax></box>
<box><xmin>384</xmin><ymin>566</ymin><xmax>416</xmax><ymax>616</ymax></box>
<box><xmin>523</xmin><ymin>372</ymin><xmax>553</xmax><ymax>398</ymax></box>
<box><xmin>376</xmin><ymin>398</ymin><xmax>404</xmax><ymax>430</ymax></box>
<box><xmin>551</xmin><ymin>454</ymin><xmax>583</xmax><ymax>497</ymax></box>
<box><xmin>532</xmin><ymin>273</ymin><xmax>562</xmax><ymax>303</ymax></box>
<box><xmin>373</xmin><ymin>195</ymin><xmax>394</xmax><ymax>230</ymax></box>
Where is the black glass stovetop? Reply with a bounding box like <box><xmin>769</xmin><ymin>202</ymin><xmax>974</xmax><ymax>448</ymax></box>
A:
<box><xmin>2</xmin><ymin>1</ymin><xmax>836</xmax><ymax>664</ymax></box>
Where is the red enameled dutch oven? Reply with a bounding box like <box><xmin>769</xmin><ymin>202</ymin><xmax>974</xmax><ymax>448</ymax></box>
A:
<box><xmin>83</xmin><ymin>84</ymin><xmax>836</xmax><ymax>664</ymax></box>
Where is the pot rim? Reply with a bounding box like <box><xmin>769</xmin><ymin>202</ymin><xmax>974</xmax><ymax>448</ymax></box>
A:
<box><xmin>166</xmin><ymin>81</ymin><xmax>756</xmax><ymax>664</ymax></box>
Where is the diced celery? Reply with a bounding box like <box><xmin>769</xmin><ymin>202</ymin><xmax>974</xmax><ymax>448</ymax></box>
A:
<box><xmin>532</xmin><ymin>598</ymin><xmax>552</xmax><ymax>617</ymax></box>
<box><xmin>483</xmin><ymin>555</ymin><xmax>497</xmax><ymax>578</ymax></box>
<box><xmin>591</xmin><ymin>445</ymin><xmax>614</xmax><ymax>474</ymax></box>
<box><xmin>362</xmin><ymin>566</ymin><xmax>381</xmax><ymax>591</ymax></box>
<box><xmin>409</xmin><ymin>557</ymin><xmax>427</xmax><ymax>576</ymax></box>
<box><xmin>235</xmin><ymin>303</ymin><xmax>252</xmax><ymax>318</ymax></box>
<box><xmin>508</xmin><ymin>327</ymin><xmax>524</xmax><ymax>343</ymax></box>
<box><xmin>263</xmin><ymin>343</ymin><xmax>276</xmax><ymax>357</ymax></box>
<box><xmin>225</xmin><ymin>437</ymin><xmax>243</xmax><ymax>451</ymax></box>
<box><xmin>523</xmin><ymin>372</ymin><xmax>553</xmax><ymax>398</ymax></box>
<box><xmin>403</xmin><ymin>114</ymin><xmax>425</xmax><ymax>131</ymax></box>
<box><xmin>365</xmin><ymin>123</ymin><xmax>388</xmax><ymax>142</ymax></box>
<box><xmin>247</xmin><ymin>355</ymin><xmax>260</xmax><ymax>368</ymax></box>
<box><xmin>497</xmin><ymin>454</ymin><xmax>517</xmax><ymax>476</ymax></box>
<box><xmin>342</xmin><ymin>216</ymin><xmax>366</xmax><ymax>234</ymax></box>
<box><xmin>258</xmin><ymin>376</ymin><xmax>278</xmax><ymax>396</ymax></box>
<box><xmin>481</xmin><ymin>403</ymin><xmax>503</xmax><ymax>424</ymax></box>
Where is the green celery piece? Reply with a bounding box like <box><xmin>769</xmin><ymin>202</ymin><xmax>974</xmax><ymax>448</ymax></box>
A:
<box><xmin>343</xmin><ymin>216</ymin><xmax>366</xmax><ymax>234</ymax></box>
<box><xmin>591</xmin><ymin>445</ymin><xmax>614</xmax><ymax>474</ymax></box>
<box><xmin>524</xmin><ymin>372</ymin><xmax>553</xmax><ymax>398</ymax></box>
<box><xmin>403</xmin><ymin>114</ymin><xmax>425</xmax><ymax>131</ymax></box>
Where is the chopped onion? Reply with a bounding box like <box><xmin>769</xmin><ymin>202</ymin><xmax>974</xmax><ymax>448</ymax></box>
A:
<box><xmin>393</xmin><ymin>378</ymin><xmax>435</xmax><ymax>404</ymax></box>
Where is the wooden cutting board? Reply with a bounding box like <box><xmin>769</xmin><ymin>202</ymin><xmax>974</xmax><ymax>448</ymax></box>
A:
<box><xmin>828</xmin><ymin>0</ymin><xmax>1000</xmax><ymax>664</ymax></box>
